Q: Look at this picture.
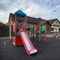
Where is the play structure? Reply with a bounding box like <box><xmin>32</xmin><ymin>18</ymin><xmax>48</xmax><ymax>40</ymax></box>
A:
<box><xmin>12</xmin><ymin>10</ymin><xmax>37</xmax><ymax>55</ymax></box>
<box><xmin>27</xmin><ymin>23</ymin><xmax>41</xmax><ymax>40</ymax></box>
<box><xmin>28</xmin><ymin>24</ymin><xmax>46</xmax><ymax>41</ymax></box>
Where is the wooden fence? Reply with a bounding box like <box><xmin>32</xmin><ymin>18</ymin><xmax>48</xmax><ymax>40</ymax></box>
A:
<box><xmin>0</xmin><ymin>26</ymin><xmax>9</xmax><ymax>37</ymax></box>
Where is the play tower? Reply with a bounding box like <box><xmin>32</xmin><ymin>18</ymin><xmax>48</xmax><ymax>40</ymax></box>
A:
<box><xmin>12</xmin><ymin>10</ymin><xmax>37</xmax><ymax>55</ymax></box>
<box><xmin>12</xmin><ymin>10</ymin><xmax>26</xmax><ymax>45</ymax></box>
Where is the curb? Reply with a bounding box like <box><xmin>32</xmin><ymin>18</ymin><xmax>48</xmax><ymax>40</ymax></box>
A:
<box><xmin>0</xmin><ymin>37</ymin><xmax>11</xmax><ymax>39</ymax></box>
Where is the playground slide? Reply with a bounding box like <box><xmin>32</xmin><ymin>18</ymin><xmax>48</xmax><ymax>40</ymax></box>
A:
<box><xmin>19</xmin><ymin>29</ymin><xmax>37</xmax><ymax>55</ymax></box>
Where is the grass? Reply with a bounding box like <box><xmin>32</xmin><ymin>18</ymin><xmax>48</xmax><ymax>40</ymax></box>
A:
<box><xmin>41</xmin><ymin>34</ymin><xmax>53</xmax><ymax>37</ymax></box>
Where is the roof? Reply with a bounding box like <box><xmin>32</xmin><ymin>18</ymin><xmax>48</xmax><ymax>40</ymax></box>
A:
<box><xmin>38</xmin><ymin>18</ymin><xmax>47</xmax><ymax>21</ymax></box>
<box><xmin>8</xmin><ymin>13</ymin><xmax>14</xmax><ymax>22</ymax></box>
<box><xmin>40</xmin><ymin>20</ymin><xmax>47</xmax><ymax>25</ymax></box>
<box><xmin>27</xmin><ymin>16</ymin><xmax>40</xmax><ymax>25</ymax></box>
<box><xmin>15</xmin><ymin>10</ymin><xmax>26</xmax><ymax>16</ymax></box>
<box><xmin>38</xmin><ymin>18</ymin><xmax>51</xmax><ymax>25</ymax></box>
<box><xmin>27</xmin><ymin>16</ymin><xmax>51</xmax><ymax>25</ymax></box>
<box><xmin>48</xmin><ymin>18</ymin><xmax>60</xmax><ymax>24</ymax></box>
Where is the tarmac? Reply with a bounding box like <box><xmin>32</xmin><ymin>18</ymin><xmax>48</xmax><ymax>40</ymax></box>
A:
<box><xmin>0</xmin><ymin>37</ymin><xmax>60</xmax><ymax>60</ymax></box>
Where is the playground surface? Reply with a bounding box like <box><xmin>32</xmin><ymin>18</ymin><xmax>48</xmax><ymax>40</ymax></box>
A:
<box><xmin>0</xmin><ymin>37</ymin><xmax>60</xmax><ymax>60</ymax></box>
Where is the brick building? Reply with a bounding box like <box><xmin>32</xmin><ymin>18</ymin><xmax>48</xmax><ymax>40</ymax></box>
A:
<box><xmin>6</xmin><ymin>13</ymin><xmax>60</xmax><ymax>33</ymax></box>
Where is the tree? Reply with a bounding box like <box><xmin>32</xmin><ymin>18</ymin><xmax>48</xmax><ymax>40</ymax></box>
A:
<box><xmin>0</xmin><ymin>22</ymin><xmax>5</xmax><ymax>26</ymax></box>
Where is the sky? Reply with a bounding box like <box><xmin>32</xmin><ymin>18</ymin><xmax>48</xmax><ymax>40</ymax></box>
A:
<box><xmin>0</xmin><ymin>0</ymin><xmax>60</xmax><ymax>23</ymax></box>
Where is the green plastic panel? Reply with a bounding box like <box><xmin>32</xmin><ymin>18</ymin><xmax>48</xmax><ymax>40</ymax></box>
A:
<box><xmin>41</xmin><ymin>26</ymin><xmax>45</xmax><ymax>32</ymax></box>
<box><xmin>30</xmin><ymin>26</ymin><xmax>33</xmax><ymax>32</ymax></box>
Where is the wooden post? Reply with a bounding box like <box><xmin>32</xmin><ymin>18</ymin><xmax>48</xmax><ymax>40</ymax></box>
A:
<box><xmin>39</xmin><ymin>24</ymin><xmax>40</xmax><ymax>41</ymax></box>
<box><xmin>24</xmin><ymin>16</ymin><xmax>27</xmax><ymax>28</ymax></box>
<box><xmin>44</xmin><ymin>31</ymin><xmax>47</xmax><ymax>42</ymax></box>
<box><xmin>44</xmin><ymin>26</ymin><xmax>47</xmax><ymax>42</ymax></box>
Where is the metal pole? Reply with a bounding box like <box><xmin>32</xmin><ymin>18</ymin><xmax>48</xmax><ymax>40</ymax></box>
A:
<box><xmin>25</xmin><ymin>16</ymin><xmax>27</xmax><ymax>28</ymax></box>
<box><xmin>15</xmin><ymin>14</ymin><xmax>16</xmax><ymax>38</ymax></box>
<box><xmin>35</xmin><ymin>26</ymin><xmax>36</xmax><ymax>37</ymax></box>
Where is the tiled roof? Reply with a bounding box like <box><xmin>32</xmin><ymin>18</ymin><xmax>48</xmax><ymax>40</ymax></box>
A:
<box><xmin>40</xmin><ymin>21</ymin><xmax>47</xmax><ymax>25</ymax></box>
<box><xmin>48</xmin><ymin>18</ymin><xmax>59</xmax><ymax>24</ymax></box>
<box><xmin>27</xmin><ymin>16</ymin><xmax>49</xmax><ymax>25</ymax></box>
<box><xmin>27</xmin><ymin>16</ymin><xmax>40</xmax><ymax>25</ymax></box>
<box><xmin>38</xmin><ymin>18</ymin><xmax>48</xmax><ymax>25</ymax></box>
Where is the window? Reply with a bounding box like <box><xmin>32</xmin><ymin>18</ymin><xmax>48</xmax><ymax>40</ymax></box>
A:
<box><xmin>59</xmin><ymin>28</ymin><xmax>60</xmax><ymax>31</ymax></box>
<box><xmin>53</xmin><ymin>25</ymin><xmax>59</xmax><ymax>27</ymax></box>
<box><xmin>54</xmin><ymin>28</ymin><xmax>57</xmax><ymax>31</ymax></box>
<box><xmin>55</xmin><ymin>20</ymin><xmax>58</xmax><ymax>24</ymax></box>
<box><xmin>51</xmin><ymin>28</ymin><xmax>54</xmax><ymax>31</ymax></box>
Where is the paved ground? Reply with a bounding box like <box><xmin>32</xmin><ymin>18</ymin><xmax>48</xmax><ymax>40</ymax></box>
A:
<box><xmin>0</xmin><ymin>37</ymin><xmax>60</xmax><ymax>60</ymax></box>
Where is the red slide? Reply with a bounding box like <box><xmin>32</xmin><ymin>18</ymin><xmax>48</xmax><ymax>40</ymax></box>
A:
<box><xmin>19</xmin><ymin>29</ymin><xmax>37</xmax><ymax>55</ymax></box>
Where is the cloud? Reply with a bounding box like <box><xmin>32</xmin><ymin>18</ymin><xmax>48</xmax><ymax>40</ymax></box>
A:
<box><xmin>0</xmin><ymin>10</ymin><xmax>9</xmax><ymax>23</ymax></box>
<box><xmin>0</xmin><ymin>0</ymin><xmax>13</xmax><ymax>11</ymax></box>
<box><xmin>52</xmin><ymin>5</ymin><xmax>60</xmax><ymax>13</ymax></box>
<box><xmin>25</xmin><ymin>3</ymin><xmax>51</xmax><ymax>18</ymax></box>
<box><xmin>0</xmin><ymin>0</ymin><xmax>60</xmax><ymax>23</ymax></box>
<box><xmin>44</xmin><ymin>0</ymin><xmax>60</xmax><ymax>5</ymax></box>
